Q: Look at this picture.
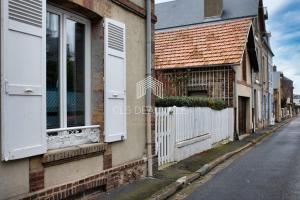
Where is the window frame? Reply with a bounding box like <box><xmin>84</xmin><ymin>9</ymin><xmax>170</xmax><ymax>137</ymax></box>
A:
<box><xmin>47</xmin><ymin>5</ymin><xmax>91</xmax><ymax>130</ymax></box>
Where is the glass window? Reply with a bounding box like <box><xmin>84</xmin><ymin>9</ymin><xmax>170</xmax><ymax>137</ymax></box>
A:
<box><xmin>46</xmin><ymin>12</ymin><xmax>60</xmax><ymax>129</ymax></box>
<box><xmin>46</xmin><ymin>8</ymin><xmax>90</xmax><ymax>129</ymax></box>
<box><xmin>66</xmin><ymin>20</ymin><xmax>85</xmax><ymax>127</ymax></box>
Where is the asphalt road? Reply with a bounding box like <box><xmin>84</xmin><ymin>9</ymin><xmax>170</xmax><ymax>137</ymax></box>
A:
<box><xmin>186</xmin><ymin>116</ymin><xmax>300</xmax><ymax>200</ymax></box>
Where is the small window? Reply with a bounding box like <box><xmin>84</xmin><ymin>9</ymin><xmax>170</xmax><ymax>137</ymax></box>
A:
<box><xmin>46</xmin><ymin>6</ymin><xmax>91</xmax><ymax>129</ymax></box>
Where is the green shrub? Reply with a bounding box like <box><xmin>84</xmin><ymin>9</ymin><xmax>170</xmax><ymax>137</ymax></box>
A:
<box><xmin>155</xmin><ymin>96</ymin><xmax>227</xmax><ymax>110</ymax></box>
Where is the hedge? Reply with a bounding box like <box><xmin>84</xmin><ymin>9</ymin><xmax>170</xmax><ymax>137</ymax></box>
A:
<box><xmin>155</xmin><ymin>96</ymin><xmax>227</xmax><ymax>110</ymax></box>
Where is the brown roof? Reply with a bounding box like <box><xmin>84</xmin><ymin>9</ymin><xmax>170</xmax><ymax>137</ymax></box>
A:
<box><xmin>154</xmin><ymin>18</ymin><xmax>253</xmax><ymax>70</ymax></box>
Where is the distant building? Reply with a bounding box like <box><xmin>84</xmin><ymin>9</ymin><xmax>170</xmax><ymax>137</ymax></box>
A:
<box><xmin>281</xmin><ymin>74</ymin><xmax>294</xmax><ymax>117</ymax></box>
<box><xmin>295</xmin><ymin>95</ymin><xmax>300</xmax><ymax>106</ymax></box>
<box><xmin>273</xmin><ymin>65</ymin><xmax>282</xmax><ymax>122</ymax></box>
<box><xmin>294</xmin><ymin>94</ymin><xmax>300</xmax><ymax>114</ymax></box>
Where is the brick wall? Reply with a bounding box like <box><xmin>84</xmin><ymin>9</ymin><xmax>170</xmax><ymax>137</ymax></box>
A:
<box><xmin>103</xmin><ymin>145</ymin><xmax>112</xmax><ymax>170</ymax></box>
<box><xmin>19</xmin><ymin>158</ymin><xmax>147</xmax><ymax>200</ymax></box>
<box><xmin>29</xmin><ymin>157</ymin><xmax>45</xmax><ymax>192</ymax></box>
<box><xmin>29</xmin><ymin>170</ymin><xmax>44</xmax><ymax>193</ymax></box>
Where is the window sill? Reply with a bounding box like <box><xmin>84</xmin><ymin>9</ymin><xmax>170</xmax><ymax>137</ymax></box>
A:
<box><xmin>42</xmin><ymin>143</ymin><xmax>107</xmax><ymax>167</ymax></box>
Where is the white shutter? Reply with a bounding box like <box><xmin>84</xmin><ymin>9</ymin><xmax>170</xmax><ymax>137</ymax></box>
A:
<box><xmin>1</xmin><ymin>0</ymin><xmax>46</xmax><ymax>160</ymax></box>
<box><xmin>104</xmin><ymin>18</ymin><xmax>127</xmax><ymax>143</ymax></box>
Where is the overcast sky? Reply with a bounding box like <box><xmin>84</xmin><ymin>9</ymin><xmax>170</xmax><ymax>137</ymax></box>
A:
<box><xmin>155</xmin><ymin>0</ymin><xmax>300</xmax><ymax>94</ymax></box>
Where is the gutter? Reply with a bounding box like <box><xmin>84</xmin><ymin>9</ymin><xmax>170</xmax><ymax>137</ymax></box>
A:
<box><xmin>146</xmin><ymin>0</ymin><xmax>153</xmax><ymax>177</ymax></box>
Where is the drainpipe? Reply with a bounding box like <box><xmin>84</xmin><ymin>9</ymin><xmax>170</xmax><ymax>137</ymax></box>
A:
<box><xmin>261</xmin><ymin>54</ymin><xmax>264</xmax><ymax>128</ymax></box>
<box><xmin>146</xmin><ymin>0</ymin><xmax>153</xmax><ymax>177</ymax></box>
<box><xmin>233</xmin><ymin>68</ymin><xmax>239</xmax><ymax>140</ymax></box>
<box><xmin>252</xmin><ymin>69</ymin><xmax>256</xmax><ymax>133</ymax></box>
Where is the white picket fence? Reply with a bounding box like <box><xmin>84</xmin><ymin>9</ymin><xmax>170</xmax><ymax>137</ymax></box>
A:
<box><xmin>155</xmin><ymin>107</ymin><xmax>174</xmax><ymax>166</ymax></box>
<box><xmin>155</xmin><ymin>107</ymin><xmax>234</xmax><ymax>166</ymax></box>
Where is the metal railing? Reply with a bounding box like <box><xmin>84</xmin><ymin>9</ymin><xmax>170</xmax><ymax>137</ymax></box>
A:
<box><xmin>47</xmin><ymin>125</ymin><xmax>100</xmax><ymax>150</ymax></box>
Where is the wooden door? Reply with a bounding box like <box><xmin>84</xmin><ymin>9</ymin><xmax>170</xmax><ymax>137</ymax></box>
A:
<box><xmin>238</xmin><ymin>97</ymin><xmax>247</xmax><ymax>135</ymax></box>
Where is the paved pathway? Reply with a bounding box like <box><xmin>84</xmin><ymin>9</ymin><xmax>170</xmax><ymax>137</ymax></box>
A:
<box><xmin>186</xmin><ymin>116</ymin><xmax>300</xmax><ymax>200</ymax></box>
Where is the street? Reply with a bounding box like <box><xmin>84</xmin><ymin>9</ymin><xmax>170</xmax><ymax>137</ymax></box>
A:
<box><xmin>186</xmin><ymin>116</ymin><xmax>300</xmax><ymax>200</ymax></box>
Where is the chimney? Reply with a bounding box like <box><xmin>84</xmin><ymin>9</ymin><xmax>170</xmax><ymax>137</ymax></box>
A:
<box><xmin>204</xmin><ymin>0</ymin><xmax>223</xmax><ymax>18</ymax></box>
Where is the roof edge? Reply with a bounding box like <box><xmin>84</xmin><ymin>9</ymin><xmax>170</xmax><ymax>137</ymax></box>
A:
<box><xmin>155</xmin><ymin>15</ymin><xmax>257</xmax><ymax>31</ymax></box>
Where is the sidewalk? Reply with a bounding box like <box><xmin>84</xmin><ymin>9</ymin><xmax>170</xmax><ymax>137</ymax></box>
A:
<box><xmin>91</xmin><ymin>118</ymin><xmax>295</xmax><ymax>200</ymax></box>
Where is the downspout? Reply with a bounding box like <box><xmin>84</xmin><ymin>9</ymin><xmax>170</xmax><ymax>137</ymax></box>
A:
<box><xmin>252</xmin><ymin>68</ymin><xmax>256</xmax><ymax>133</ymax></box>
<box><xmin>261</xmin><ymin>53</ymin><xmax>264</xmax><ymax>128</ymax></box>
<box><xmin>233</xmin><ymin>67</ymin><xmax>239</xmax><ymax>140</ymax></box>
<box><xmin>266</xmin><ymin>51</ymin><xmax>270</xmax><ymax>125</ymax></box>
<box><xmin>266</xmin><ymin>53</ymin><xmax>269</xmax><ymax>125</ymax></box>
<box><xmin>146</xmin><ymin>0</ymin><xmax>153</xmax><ymax>177</ymax></box>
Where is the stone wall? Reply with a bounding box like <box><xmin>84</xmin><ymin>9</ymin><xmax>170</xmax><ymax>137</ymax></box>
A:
<box><xmin>17</xmin><ymin>158</ymin><xmax>146</xmax><ymax>200</ymax></box>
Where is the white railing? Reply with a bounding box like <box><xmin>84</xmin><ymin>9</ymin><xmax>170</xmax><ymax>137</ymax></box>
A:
<box><xmin>155</xmin><ymin>107</ymin><xmax>234</xmax><ymax>166</ymax></box>
<box><xmin>47</xmin><ymin>125</ymin><xmax>100</xmax><ymax>150</ymax></box>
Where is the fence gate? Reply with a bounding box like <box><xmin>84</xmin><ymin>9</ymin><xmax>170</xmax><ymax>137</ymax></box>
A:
<box><xmin>155</xmin><ymin>107</ymin><xmax>175</xmax><ymax>166</ymax></box>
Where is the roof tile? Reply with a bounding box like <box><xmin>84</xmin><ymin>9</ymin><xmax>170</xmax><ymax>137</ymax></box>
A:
<box><xmin>154</xmin><ymin>18</ymin><xmax>252</xmax><ymax>70</ymax></box>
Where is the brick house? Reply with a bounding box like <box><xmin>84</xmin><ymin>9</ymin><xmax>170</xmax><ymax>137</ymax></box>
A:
<box><xmin>155</xmin><ymin>18</ymin><xmax>259</xmax><ymax>138</ymax></box>
<box><xmin>0</xmin><ymin>0</ymin><xmax>156</xmax><ymax>199</ymax></box>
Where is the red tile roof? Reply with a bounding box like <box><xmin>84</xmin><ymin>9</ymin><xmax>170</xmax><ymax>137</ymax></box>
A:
<box><xmin>154</xmin><ymin>18</ymin><xmax>253</xmax><ymax>70</ymax></box>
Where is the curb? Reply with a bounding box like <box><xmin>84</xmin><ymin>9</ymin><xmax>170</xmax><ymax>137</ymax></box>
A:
<box><xmin>150</xmin><ymin>117</ymin><xmax>295</xmax><ymax>200</ymax></box>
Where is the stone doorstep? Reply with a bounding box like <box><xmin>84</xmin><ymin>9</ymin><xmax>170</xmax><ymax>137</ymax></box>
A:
<box><xmin>150</xmin><ymin>118</ymin><xmax>295</xmax><ymax>200</ymax></box>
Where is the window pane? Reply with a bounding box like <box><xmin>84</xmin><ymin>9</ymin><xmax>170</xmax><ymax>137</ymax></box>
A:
<box><xmin>46</xmin><ymin>12</ymin><xmax>60</xmax><ymax>129</ymax></box>
<box><xmin>66</xmin><ymin>19</ymin><xmax>85</xmax><ymax>127</ymax></box>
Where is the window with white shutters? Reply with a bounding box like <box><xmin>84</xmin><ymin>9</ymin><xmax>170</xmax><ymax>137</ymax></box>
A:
<box><xmin>1</xmin><ymin>0</ymin><xmax>47</xmax><ymax>161</ymax></box>
<box><xmin>45</xmin><ymin>6</ymin><xmax>98</xmax><ymax>150</ymax></box>
<box><xmin>1</xmin><ymin>2</ymin><xmax>97</xmax><ymax>159</ymax></box>
<box><xmin>104</xmin><ymin>18</ymin><xmax>127</xmax><ymax>143</ymax></box>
